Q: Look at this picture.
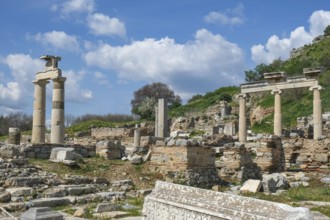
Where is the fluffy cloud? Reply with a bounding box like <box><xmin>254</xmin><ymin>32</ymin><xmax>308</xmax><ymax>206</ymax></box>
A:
<box><xmin>87</xmin><ymin>13</ymin><xmax>126</xmax><ymax>38</ymax></box>
<box><xmin>53</xmin><ymin>0</ymin><xmax>95</xmax><ymax>17</ymax></box>
<box><xmin>94</xmin><ymin>71</ymin><xmax>110</xmax><ymax>86</ymax></box>
<box><xmin>204</xmin><ymin>3</ymin><xmax>244</xmax><ymax>26</ymax></box>
<box><xmin>63</xmin><ymin>70</ymin><xmax>93</xmax><ymax>101</ymax></box>
<box><xmin>32</xmin><ymin>31</ymin><xmax>80</xmax><ymax>52</ymax></box>
<box><xmin>84</xmin><ymin>28</ymin><xmax>245</xmax><ymax>96</ymax></box>
<box><xmin>251</xmin><ymin>10</ymin><xmax>330</xmax><ymax>64</ymax></box>
<box><xmin>0</xmin><ymin>54</ymin><xmax>43</xmax><ymax>111</ymax></box>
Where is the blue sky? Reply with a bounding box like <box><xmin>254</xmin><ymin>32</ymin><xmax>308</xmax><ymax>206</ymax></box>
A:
<box><xmin>0</xmin><ymin>0</ymin><xmax>329</xmax><ymax>119</ymax></box>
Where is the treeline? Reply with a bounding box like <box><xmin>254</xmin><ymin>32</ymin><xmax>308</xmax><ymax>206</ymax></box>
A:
<box><xmin>71</xmin><ymin>113</ymin><xmax>136</xmax><ymax>125</ymax></box>
<box><xmin>0</xmin><ymin>113</ymin><xmax>33</xmax><ymax>136</ymax></box>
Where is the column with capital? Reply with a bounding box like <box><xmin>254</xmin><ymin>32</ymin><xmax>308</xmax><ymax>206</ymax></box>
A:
<box><xmin>51</xmin><ymin>77</ymin><xmax>66</xmax><ymax>144</ymax></box>
<box><xmin>32</xmin><ymin>80</ymin><xmax>49</xmax><ymax>143</ymax></box>
<box><xmin>310</xmin><ymin>85</ymin><xmax>323</xmax><ymax>140</ymax></box>
<box><xmin>238</xmin><ymin>93</ymin><xmax>247</xmax><ymax>143</ymax></box>
<box><xmin>272</xmin><ymin>89</ymin><xmax>282</xmax><ymax>136</ymax></box>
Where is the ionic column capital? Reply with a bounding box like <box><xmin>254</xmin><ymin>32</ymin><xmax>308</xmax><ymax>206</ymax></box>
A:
<box><xmin>309</xmin><ymin>85</ymin><xmax>323</xmax><ymax>91</ymax></box>
<box><xmin>271</xmin><ymin>89</ymin><xmax>282</xmax><ymax>95</ymax></box>
<box><xmin>237</xmin><ymin>93</ymin><xmax>247</xmax><ymax>99</ymax></box>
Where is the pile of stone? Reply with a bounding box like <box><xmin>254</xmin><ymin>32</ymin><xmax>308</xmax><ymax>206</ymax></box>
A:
<box><xmin>0</xmin><ymin>157</ymin><xmax>150</xmax><ymax>219</ymax></box>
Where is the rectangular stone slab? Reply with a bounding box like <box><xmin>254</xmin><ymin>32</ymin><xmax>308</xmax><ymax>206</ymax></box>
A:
<box><xmin>142</xmin><ymin>181</ymin><xmax>313</xmax><ymax>220</ymax></box>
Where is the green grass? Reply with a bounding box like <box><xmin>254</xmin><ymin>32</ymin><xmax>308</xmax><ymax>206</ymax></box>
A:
<box><xmin>170</xmin><ymin>86</ymin><xmax>239</xmax><ymax>117</ymax></box>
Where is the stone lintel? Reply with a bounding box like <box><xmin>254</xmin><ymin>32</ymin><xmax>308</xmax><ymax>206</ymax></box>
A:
<box><xmin>303</xmin><ymin>67</ymin><xmax>321</xmax><ymax>79</ymax></box>
<box><xmin>143</xmin><ymin>181</ymin><xmax>313</xmax><ymax>220</ymax></box>
<box><xmin>263</xmin><ymin>71</ymin><xmax>286</xmax><ymax>83</ymax></box>
<box><xmin>36</xmin><ymin>69</ymin><xmax>62</xmax><ymax>81</ymax></box>
<box><xmin>241</xmin><ymin>77</ymin><xmax>319</xmax><ymax>94</ymax></box>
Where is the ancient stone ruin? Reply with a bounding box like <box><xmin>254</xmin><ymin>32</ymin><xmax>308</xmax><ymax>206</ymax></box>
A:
<box><xmin>32</xmin><ymin>55</ymin><xmax>66</xmax><ymax>144</ymax></box>
<box><xmin>239</xmin><ymin>68</ymin><xmax>323</xmax><ymax>142</ymax></box>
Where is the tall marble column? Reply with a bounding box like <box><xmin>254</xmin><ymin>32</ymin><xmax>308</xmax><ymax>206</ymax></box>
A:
<box><xmin>272</xmin><ymin>89</ymin><xmax>282</xmax><ymax>136</ymax></box>
<box><xmin>157</xmin><ymin>98</ymin><xmax>168</xmax><ymax>138</ymax></box>
<box><xmin>310</xmin><ymin>85</ymin><xmax>323</xmax><ymax>140</ymax></box>
<box><xmin>154</xmin><ymin>106</ymin><xmax>158</xmax><ymax>137</ymax></box>
<box><xmin>51</xmin><ymin>77</ymin><xmax>66</xmax><ymax>144</ymax></box>
<box><xmin>238</xmin><ymin>93</ymin><xmax>247</xmax><ymax>143</ymax></box>
<box><xmin>32</xmin><ymin>80</ymin><xmax>49</xmax><ymax>143</ymax></box>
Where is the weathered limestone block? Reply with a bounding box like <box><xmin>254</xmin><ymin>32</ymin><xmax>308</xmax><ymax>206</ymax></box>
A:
<box><xmin>20</xmin><ymin>207</ymin><xmax>63</xmax><ymax>220</ymax></box>
<box><xmin>96</xmin><ymin>140</ymin><xmax>124</xmax><ymax>159</ymax></box>
<box><xmin>0</xmin><ymin>191</ymin><xmax>11</xmax><ymax>202</ymax></box>
<box><xmin>5</xmin><ymin>177</ymin><xmax>43</xmax><ymax>187</ymax></box>
<box><xmin>28</xmin><ymin>197</ymin><xmax>71</xmax><ymax>207</ymax></box>
<box><xmin>314</xmin><ymin>153</ymin><xmax>328</xmax><ymax>162</ymax></box>
<box><xmin>240</xmin><ymin>179</ymin><xmax>261</xmax><ymax>193</ymax></box>
<box><xmin>262</xmin><ymin>173</ymin><xmax>289</xmax><ymax>193</ymax></box>
<box><xmin>94</xmin><ymin>203</ymin><xmax>120</xmax><ymax>213</ymax></box>
<box><xmin>143</xmin><ymin>181</ymin><xmax>312</xmax><ymax>220</ymax></box>
<box><xmin>6</xmin><ymin>187</ymin><xmax>35</xmax><ymax>197</ymax></box>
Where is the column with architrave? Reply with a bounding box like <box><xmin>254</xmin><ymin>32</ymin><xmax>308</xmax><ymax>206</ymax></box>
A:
<box><xmin>238</xmin><ymin>93</ymin><xmax>247</xmax><ymax>143</ymax></box>
<box><xmin>51</xmin><ymin>77</ymin><xmax>66</xmax><ymax>144</ymax></box>
<box><xmin>32</xmin><ymin>80</ymin><xmax>49</xmax><ymax>143</ymax></box>
<box><xmin>310</xmin><ymin>85</ymin><xmax>323</xmax><ymax>140</ymax></box>
<box><xmin>272</xmin><ymin>89</ymin><xmax>282</xmax><ymax>136</ymax></box>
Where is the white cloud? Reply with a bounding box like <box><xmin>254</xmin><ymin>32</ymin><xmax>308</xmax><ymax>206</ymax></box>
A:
<box><xmin>0</xmin><ymin>54</ymin><xmax>43</xmax><ymax>111</ymax></box>
<box><xmin>251</xmin><ymin>10</ymin><xmax>330</xmax><ymax>64</ymax></box>
<box><xmin>56</xmin><ymin>0</ymin><xmax>95</xmax><ymax>17</ymax></box>
<box><xmin>63</xmin><ymin>70</ymin><xmax>93</xmax><ymax>101</ymax></box>
<box><xmin>32</xmin><ymin>31</ymin><xmax>80</xmax><ymax>52</ymax></box>
<box><xmin>94</xmin><ymin>71</ymin><xmax>110</xmax><ymax>86</ymax></box>
<box><xmin>204</xmin><ymin>3</ymin><xmax>244</xmax><ymax>26</ymax></box>
<box><xmin>84</xmin><ymin>28</ymin><xmax>245</xmax><ymax>96</ymax></box>
<box><xmin>87</xmin><ymin>13</ymin><xmax>126</xmax><ymax>38</ymax></box>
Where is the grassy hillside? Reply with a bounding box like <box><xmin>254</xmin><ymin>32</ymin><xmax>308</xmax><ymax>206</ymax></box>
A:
<box><xmin>169</xmin><ymin>86</ymin><xmax>239</xmax><ymax>117</ymax></box>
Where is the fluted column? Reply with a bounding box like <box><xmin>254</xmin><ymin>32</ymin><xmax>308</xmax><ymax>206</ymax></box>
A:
<box><xmin>51</xmin><ymin>77</ymin><xmax>66</xmax><ymax>144</ymax></box>
<box><xmin>272</xmin><ymin>89</ymin><xmax>282</xmax><ymax>136</ymax></box>
<box><xmin>310</xmin><ymin>85</ymin><xmax>323</xmax><ymax>140</ymax></box>
<box><xmin>238</xmin><ymin>93</ymin><xmax>247</xmax><ymax>143</ymax></box>
<box><xmin>154</xmin><ymin>106</ymin><xmax>158</xmax><ymax>137</ymax></box>
<box><xmin>32</xmin><ymin>80</ymin><xmax>49</xmax><ymax>143</ymax></box>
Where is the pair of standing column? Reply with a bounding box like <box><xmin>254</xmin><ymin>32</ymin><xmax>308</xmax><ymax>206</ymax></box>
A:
<box><xmin>32</xmin><ymin>78</ymin><xmax>66</xmax><ymax>144</ymax></box>
<box><xmin>238</xmin><ymin>86</ymin><xmax>322</xmax><ymax>142</ymax></box>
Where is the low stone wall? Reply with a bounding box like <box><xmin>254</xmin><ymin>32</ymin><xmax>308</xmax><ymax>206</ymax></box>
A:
<box><xmin>142</xmin><ymin>181</ymin><xmax>313</xmax><ymax>220</ymax></box>
<box><xmin>283</xmin><ymin>138</ymin><xmax>330</xmax><ymax>169</ymax></box>
<box><xmin>150</xmin><ymin>146</ymin><xmax>221</xmax><ymax>187</ymax></box>
<box><xmin>20</xmin><ymin>144</ymin><xmax>95</xmax><ymax>159</ymax></box>
<box><xmin>91</xmin><ymin>127</ymin><xmax>134</xmax><ymax>139</ymax></box>
<box><xmin>219</xmin><ymin>137</ymin><xmax>330</xmax><ymax>180</ymax></box>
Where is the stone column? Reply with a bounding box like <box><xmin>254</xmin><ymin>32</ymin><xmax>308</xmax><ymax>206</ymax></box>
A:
<box><xmin>310</xmin><ymin>85</ymin><xmax>323</xmax><ymax>140</ymax></box>
<box><xmin>272</xmin><ymin>89</ymin><xmax>282</xmax><ymax>136</ymax></box>
<box><xmin>8</xmin><ymin>127</ymin><xmax>20</xmax><ymax>145</ymax></box>
<box><xmin>51</xmin><ymin>77</ymin><xmax>66</xmax><ymax>144</ymax></box>
<box><xmin>134</xmin><ymin>124</ymin><xmax>141</xmax><ymax>147</ymax></box>
<box><xmin>154</xmin><ymin>106</ymin><xmax>158</xmax><ymax>137</ymax></box>
<box><xmin>32</xmin><ymin>80</ymin><xmax>49</xmax><ymax>143</ymax></box>
<box><xmin>157</xmin><ymin>98</ymin><xmax>168</xmax><ymax>138</ymax></box>
<box><xmin>238</xmin><ymin>93</ymin><xmax>247</xmax><ymax>143</ymax></box>
<box><xmin>220</xmin><ymin>101</ymin><xmax>228</xmax><ymax>120</ymax></box>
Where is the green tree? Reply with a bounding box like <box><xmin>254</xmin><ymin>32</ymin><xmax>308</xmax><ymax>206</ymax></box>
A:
<box><xmin>245</xmin><ymin>59</ymin><xmax>284</xmax><ymax>82</ymax></box>
<box><xmin>324</xmin><ymin>25</ymin><xmax>330</xmax><ymax>36</ymax></box>
<box><xmin>131</xmin><ymin>82</ymin><xmax>181</xmax><ymax>119</ymax></box>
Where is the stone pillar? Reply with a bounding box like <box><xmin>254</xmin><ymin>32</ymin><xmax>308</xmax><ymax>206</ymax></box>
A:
<box><xmin>238</xmin><ymin>93</ymin><xmax>247</xmax><ymax>143</ymax></box>
<box><xmin>8</xmin><ymin>127</ymin><xmax>20</xmax><ymax>145</ymax></box>
<box><xmin>134</xmin><ymin>124</ymin><xmax>141</xmax><ymax>147</ymax></box>
<box><xmin>51</xmin><ymin>77</ymin><xmax>66</xmax><ymax>144</ymax></box>
<box><xmin>220</xmin><ymin>101</ymin><xmax>228</xmax><ymax>120</ymax></box>
<box><xmin>310</xmin><ymin>85</ymin><xmax>323</xmax><ymax>140</ymax></box>
<box><xmin>272</xmin><ymin>89</ymin><xmax>282</xmax><ymax>136</ymax></box>
<box><xmin>157</xmin><ymin>98</ymin><xmax>168</xmax><ymax>138</ymax></box>
<box><xmin>154</xmin><ymin>106</ymin><xmax>158</xmax><ymax>137</ymax></box>
<box><xmin>32</xmin><ymin>80</ymin><xmax>49</xmax><ymax>143</ymax></box>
